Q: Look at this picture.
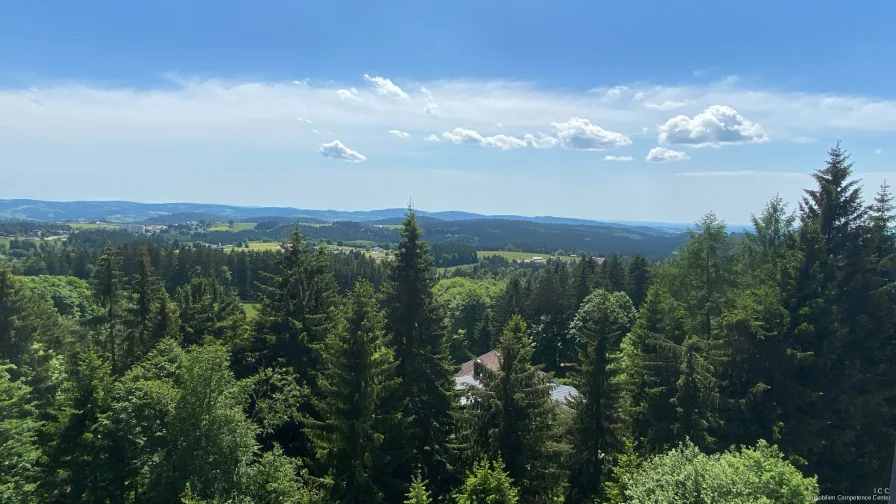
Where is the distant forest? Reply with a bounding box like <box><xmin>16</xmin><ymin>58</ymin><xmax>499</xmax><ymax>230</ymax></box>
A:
<box><xmin>0</xmin><ymin>144</ymin><xmax>893</xmax><ymax>503</ymax></box>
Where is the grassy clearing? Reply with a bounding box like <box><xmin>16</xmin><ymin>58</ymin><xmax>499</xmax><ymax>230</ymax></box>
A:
<box><xmin>67</xmin><ymin>222</ymin><xmax>113</xmax><ymax>230</ymax></box>
<box><xmin>208</xmin><ymin>222</ymin><xmax>257</xmax><ymax>232</ymax></box>
<box><xmin>0</xmin><ymin>237</ymin><xmax>9</xmax><ymax>250</ymax></box>
<box><xmin>241</xmin><ymin>302</ymin><xmax>260</xmax><ymax>320</ymax></box>
<box><xmin>224</xmin><ymin>241</ymin><xmax>283</xmax><ymax>252</ymax></box>
<box><xmin>476</xmin><ymin>250</ymin><xmax>578</xmax><ymax>262</ymax></box>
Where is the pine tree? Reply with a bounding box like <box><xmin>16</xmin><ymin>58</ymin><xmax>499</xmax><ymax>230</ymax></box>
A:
<box><xmin>90</xmin><ymin>245</ymin><xmax>124</xmax><ymax>374</ymax></box>
<box><xmin>125</xmin><ymin>245</ymin><xmax>161</xmax><ymax>368</ymax></box>
<box><xmin>626</xmin><ymin>255</ymin><xmax>650</xmax><ymax>310</ymax></box>
<box><xmin>566</xmin><ymin>290</ymin><xmax>635</xmax><ymax>504</ymax></box>
<box><xmin>151</xmin><ymin>292</ymin><xmax>180</xmax><ymax>343</ymax></box>
<box><xmin>455</xmin><ymin>459</ymin><xmax>519</xmax><ymax>504</ymax></box>
<box><xmin>603</xmin><ymin>254</ymin><xmax>627</xmax><ymax>294</ymax></box>
<box><xmin>489</xmin><ymin>275</ymin><xmax>527</xmax><ymax>337</ymax></box>
<box><xmin>384</xmin><ymin>208</ymin><xmax>458</xmax><ymax>494</ymax></box>
<box><xmin>405</xmin><ymin>474</ymin><xmax>432</xmax><ymax>504</ymax></box>
<box><xmin>307</xmin><ymin>280</ymin><xmax>410</xmax><ymax>503</ymax></box>
<box><xmin>463</xmin><ymin>315</ymin><xmax>568</xmax><ymax>503</ymax></box>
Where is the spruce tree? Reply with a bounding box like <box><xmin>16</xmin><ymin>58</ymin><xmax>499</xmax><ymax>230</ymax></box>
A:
<box><xmin>404</xmin><ymin>474</ymin><xmax>432</xmax><ymax>504</ymax></box>
<box><xmin>90</xmin><ymin>244</ymin><xmax>124</xmax><ymax>374</ymax></box>
<box><xmin>307</xmin><ymin>280</ymin><xmax>410</xmax><ymax>503</ymax></box>
<box><xmin>384</xmin><ymin>208</ymin><xmax>457</xmax><ymax>494</ymax></box>
<box><xmin>566</xmin><ymin>290</ymin><xmax>635</xmax><ymax>504</ymax></box>
<box><xmin>125</xmin><ymin>245</ymin><xmax>161</xmax><ymax>367</ymax></box>
<box><xmin>626</xmin><ymin>255</ymin><xmax>650</xmax><ymax>310</ymax></box>
<box><xmin>463</xmin><ymin>315</ymin><xmax>568</xmax><ymax>503</ymax></box>
<box><xmin>455</xmin><ymin>459</ymin><xmax>519</xmax><ymax>504</ymax></box>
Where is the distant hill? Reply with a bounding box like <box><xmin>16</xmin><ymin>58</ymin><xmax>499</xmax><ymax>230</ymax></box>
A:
<box><xmin>368</xmin><ymin>216</ymin><xmax>446</xmax><ymax>226</ymax></box>
<box><xmin>0</xmin><ymin>198</ymin><xmax>723</xmax><ymax>236</ymax></box>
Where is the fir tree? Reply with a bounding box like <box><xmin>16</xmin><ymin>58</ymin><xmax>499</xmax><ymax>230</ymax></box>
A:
<box><xmin>626</xmin><ymin>255</ymin><xmax>650</xmax><ymax>310</ymax></box>
<box><xmin>404</xmin><ymin>474</ymin><xmax>432</xmax><ymax>504</ymax></box>
<box><xmin>90</xmin><ymin>245</ymin><xmax>124</xmax><ymax>374</ymax></box>
<box><xmin>566</xmin><ymin>290</ymin><xmax>635</xmax><ymax>504</ymax></box>
<box><xmin>463</xmin><ymin>316</ymin><xmax>568</xmax><ymax>503</ymax></box>
<box><xmin>384</xmin><ymin>207</ymin><xmax>458</xmax><ymax>494</ymax></box>
<box><xmin>307</xmin><ymin>280</ymin><xmax>410</xmax><ymax>503</ymax></box>
<box><xmin>455</xmin><ymin>459</ymin><xmax>519</xmax><ymax>504</ymax></box>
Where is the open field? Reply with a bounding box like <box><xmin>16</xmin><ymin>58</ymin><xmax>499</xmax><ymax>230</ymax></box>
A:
<box><xmin>224</xmin><ymin>241</ymin><xmax>283</xmax><ymax>252</ymax></box>
<box><xmin>67</xmin><ymin>222</ymin><xmax>118</xmax><ymax>230</ymax></box>
<box><xmin>208</xmin><ymin>222</ymin><xmax>257</xmax><ymax>232</ymax></box>
<box><xmin>0</xmin><ymin>237</ymin><xmax>9</xmax><ymax>249</ymax></box>
<box><xmin>241</xmin><ymin>302</ymin><xmax>259</xmax><ymax>320</ymax></box>
<box><xmin>476</xmin><ymin>250</ymin><xmax>581</xmax><ymax>262</ymax></box>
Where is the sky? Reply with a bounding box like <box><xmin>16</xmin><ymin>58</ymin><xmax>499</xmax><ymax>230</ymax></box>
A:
<box><xmin>1</xmin><ymin>0</ymin><xmax>894</xmax><ymax>225</ymax></box>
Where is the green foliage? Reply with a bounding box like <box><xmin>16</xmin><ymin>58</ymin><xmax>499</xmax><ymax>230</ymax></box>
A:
<box><xmin>384</xmin><ymin>208</ymin><xmax>458</xmax><ymax>492</ymax></box>
<box><xmin>566</xmin><ymin>290</ymin><xmax>635</xmax><ymax>503</ymax></box>
<box><xmin>621</xmin><ymin>439</ymin><xmax>818</xmax><ymax>504</ymax></box>
<box><xmin>0</xmin><ymin>365</ymin><xmax>41</xmax><ymax>504</ymax></box>
<box><xmin>405</xmin><ymin>474</ymin><xmax>433</xmax><ymax>504</ymax></box>
<box><xmin>308</xmin><ymin>280</ymin><xmax>411</xmax><ymax>503</ymax></box>
<box><xmin>462</xmin><ymin>315</ymin><xmax>568</xmax><ymax>503</ymax></box>
<box><xmin>455</xmin><ymin>459</ymin><xmax>519</xmax><ymax>504</ymax></box>
<box><xmin>434</xmin><ymin>277</ymin><xmax>503</xmax><ymax>362</ymax></box>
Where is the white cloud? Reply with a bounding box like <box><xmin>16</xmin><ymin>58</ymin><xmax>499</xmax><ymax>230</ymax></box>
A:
<box><xmin>311</xmin><ymin>129</ymin><xmax>319</xmax><ymax>134</ymax></box>
<box><xmin>297</xmin><ymin>117</ymin><xmax>313</xmax><ymax>124</ymax></box>
<box><xmin>388</xmin><ymin>129</ymin><xmax>410</xmax><ymax>139</ymax></box>
<box><xmin>523</xmin><ymin>133</ymin><xmax>560</xmax><ymax>149</ymax></box>
<box><xmin>644</xmin><ymin>100</ymin><xmax>694</xmax><ymax>111</ymax></box>
<box><xmin>633</xmin><ymin>92</ymin><xmax>645</xmax><ymax>101</ymax></box>
<box><xmin>319</xmin><ymin>140</ymin><xmax>367</xmax><ymax>163</ymax></box>
<box><xmin>603</xmin><ymin>86</ymin><xmax>628</xmax><ymax>101</ymax></box>
<box><xmin>647</xmin><ymin>147</ymin><xmax>690</xmax><ymax>163</ymax></box>
<box><xmin>875</xmin><ymin>149</ymin><xmax>883</xmax><ymax>154</ymax></box>
<box><xmin>424</xmin><ymin>133</ymin><xmax>441</xmax><ymax>142</ymax></box>
<box><xmin>658</xmin><ymin>105</ymin><xmax>768</xmax><ymax>147</ymax></box>
<box><xmin>424</xmin><ymin>101</ymin><xmax>440</xmax><ymax>116</ymax></box>
<box><xmin>441</xmin><ymin>127</ymin><xmax>527</xmax><ymax>150</ymax></box>
<box><xmin>3</xmin><ymin>75</ymin><xmax>896</xmax><ymax>153</ymax></box>
<box><xmin>337</xmin><ymin>87</ymin><xmax>361</xmax><ymax>101</ymax></box>
<box><xmin>495</xmin><ymin>122</ymin><xmax>504</xmax><ymax>129</ymax></box>
<box><xmin>549</xmin><ymin>117</ymin><xmax>631</xmax><ymax>150</ymax></box>
<box><xmin>604</xmin><ymin>155</ymin><xmax>633</xmax><ymax>162</ymax></box>
<box><xmin>363</xmin><ymin>74</ymin><xmax>408</xmax><ymax>100</ymax></box>
<box><xmin>790</xmin><ymin>136</ymin><xmax>817</xmax><ymax>144</ymax></box>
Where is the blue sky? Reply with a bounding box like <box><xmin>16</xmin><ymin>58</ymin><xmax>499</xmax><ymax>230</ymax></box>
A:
<box><xmin>1</xmin><ymin>0</ymin><xmax>894</xmax><ymax>224</ymax></box>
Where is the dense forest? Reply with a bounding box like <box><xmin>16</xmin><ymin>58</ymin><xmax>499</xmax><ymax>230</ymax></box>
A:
<box><xmin>1</xmin><ymin>145</ymin><xmax>893</xmax><ymax>503</ymax></box>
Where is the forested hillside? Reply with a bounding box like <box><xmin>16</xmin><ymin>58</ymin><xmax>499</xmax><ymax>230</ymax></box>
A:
<box><xmin>1</xmin><ymin>145</ymin><xmax>893</xmax><ymax>503</ymax></box>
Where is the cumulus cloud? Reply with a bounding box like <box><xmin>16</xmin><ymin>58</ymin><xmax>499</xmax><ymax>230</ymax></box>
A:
<box><xmin>604</xmin><ymin>155</ymin><xmax>633</xmax><ymax>162</ymax></box>
<box><xmin>644</xmin><ymin>100</ymin><xmax>694</xmax><ymax>111</ymax></box>
<box><xmin>441</xmin><ymin>127</ymin><xmax>528</xmax><ymax>150</ymax></box>
<box><xmin>658</xmin><ymin>105</ymin><xmax>768</xmax><ymax>147</ymax></box>
<box><xmin>647</xmin><ymin>147</ymin><xmax>690</xmax><ymax>163</ymax></box>
<box><xmin>319</xmin><ymin>140</ymin><xmax>367</xmax><ymax>163</ymax></box>
<box><xmin>424</xmin><ymin>133</ymin><xmax>441</xmax><ymax>142</ymax></box>
<box><xmin>363</xmin><ymin>74</ymin><xmax>408</xmax><ymax>100</ymax></box>
<box><xmin>311</xmin><ymin>129</ymin><xmax>320</xmax><ymax>134</ymax></box>
<box><xmin>337</xmin><ymin>88</ymin><xmax>361</xmax><ymax>101</ymax></box>
<box><xmin>523</xmin><ymin>133</ymin><xmax>560</xmax><ymax>149</ymax></box>
<box><xmin>424</xmin><ymin>101</ymin><xmax>440</xmax><ymax>116</ymax></box>
<box><xmin>495</xmin><ymin>122</ymin><xmax>504</xmax><ymax>129</ymax></box>
<box><xmin>550</xmin><ymin>117</ymin><xmax>632</xmax><ymax>150</ymax></box>
<box><xmin>4</xmin><ymin>75</ymin><xmax>896</xmax><ymax>154</ymax></box>
<box><xmin>388</xmin><ymin>129</ymin><xmax>410</xmax><ymax>139</ymax></box>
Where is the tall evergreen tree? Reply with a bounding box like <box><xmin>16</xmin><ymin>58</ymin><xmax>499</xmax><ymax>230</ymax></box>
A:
<box><xmin>384</xmin><ymin>208</ymin><xmax>457</xmax><ymax>495</ymax></box>
<box><xmin>90</xmin><ymin>245</ymin><xmax>124</xmax><ymax>374</ymax></box>
<box><xmin>124</xmin><ymin>245</ymin><xmax>161</xmax><ymax>368</ymax></box>
<box><xmin>307</xmin><ymin>280</ymin><xmax>410</xmax><ymax>503</ymax></box>
<box><xmin>565</xmin><ymin>290</ymin><xmax>635</xmax><ymax>503</ymax></box>
<box><xmin>625</xmin><ymin>255</ymin><xmax>650</xmax><ymax>310</ymax></box>
<box><xmin>462</xmin><ymin>316</ymin><xmax>568</xmax><ymax>503</ymax></box>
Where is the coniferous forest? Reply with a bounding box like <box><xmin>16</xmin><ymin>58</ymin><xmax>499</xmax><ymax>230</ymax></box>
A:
<box><xmin>1</xmin><ymin>144</ymin><xmax>894</xmax><ymax>503</ymax></box>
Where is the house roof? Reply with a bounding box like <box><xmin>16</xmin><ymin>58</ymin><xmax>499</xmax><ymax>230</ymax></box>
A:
<box><xmin>453</xmin><ymin>374</ymin><xmax>580</xmax><ymax>406</ymax></box>
<box><xmin>456</xmin><ymin>350</ymin><xmax>501</xmax><ymax>377</ymax></box>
